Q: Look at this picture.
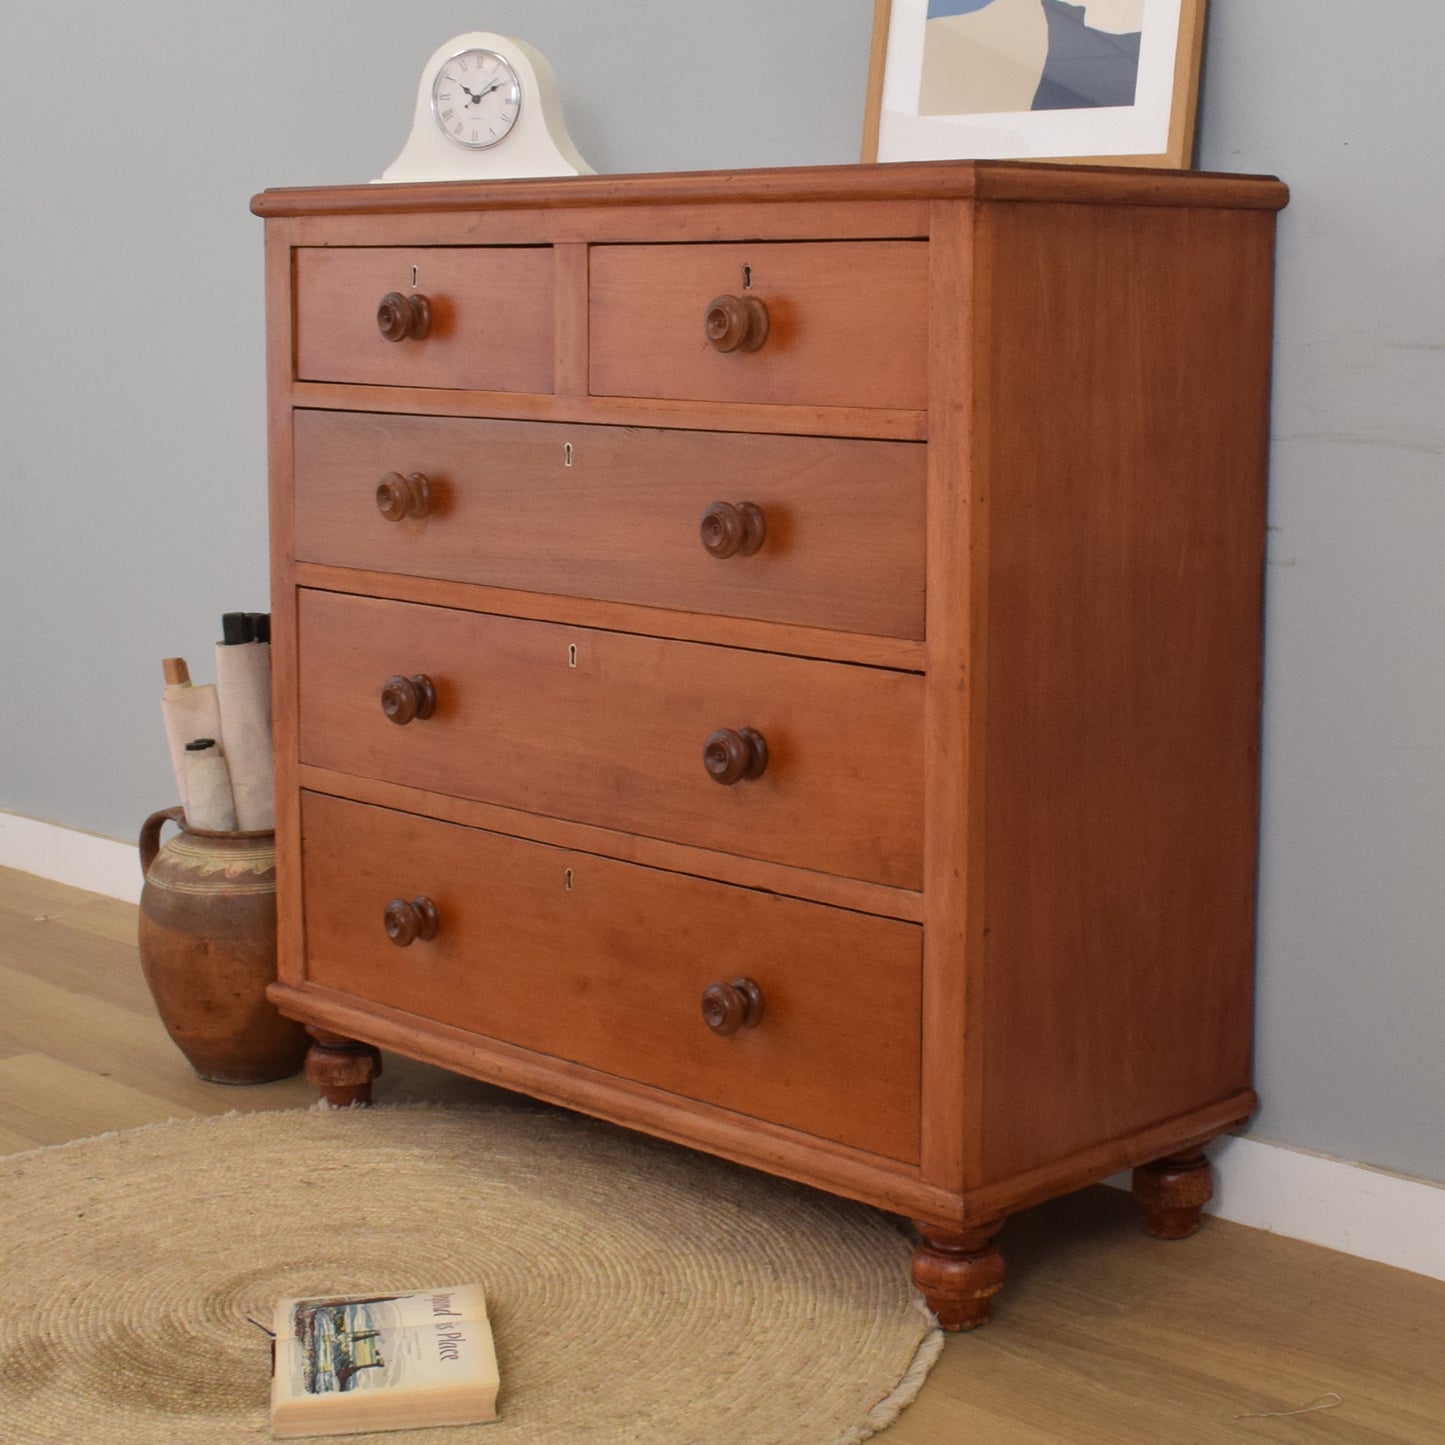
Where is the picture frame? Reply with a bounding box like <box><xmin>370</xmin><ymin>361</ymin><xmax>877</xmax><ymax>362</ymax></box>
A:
<box><xmin>862</xmin><ymin>0</ymin><xmax>1207</xmax><ymax>168</ymax></box>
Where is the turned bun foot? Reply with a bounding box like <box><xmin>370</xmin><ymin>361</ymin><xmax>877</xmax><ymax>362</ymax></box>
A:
<box><xmin>304</xmin><ymin>1028</ymin><xmax>382</xmax><ymax>1107</ymax></box>
<box><xmin>1132</xmin><ymin>1149</ymin><xmax>1214</xmax><ymax>1238</ymax></box>
<box><xmin>910</xmin><ymin>1220</ymin><xmax>1007</xmax><ymax>1330</ymax></box>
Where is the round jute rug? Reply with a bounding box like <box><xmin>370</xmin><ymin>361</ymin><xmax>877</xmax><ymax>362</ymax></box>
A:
<box><xmin>0</xmin><ymin>1103</ymin><xmax>940</xmax><ymax>1444</ymax></box>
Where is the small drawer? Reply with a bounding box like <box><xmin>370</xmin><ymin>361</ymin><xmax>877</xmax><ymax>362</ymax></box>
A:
<box><xmin>294</xmin><ymin>246</ymin><xmax>554</xmax><ymax>392</ymax></box>
<box><xmin>300</xmin><ymin>792</ymin><xmax>922</xmax><ymax>1162</ymax></box>
<box><xmin>588</xmin><ymin>241</ymin><xmax>929</xmax><ymax>410</ymax></box>
<box><xmin>292</xmin><ymin>410</ymin><xmax>926</xmax><ymax>639</ymax></box>
<box><xmin>296</xmin><ymin>591</ymin><xmax>924</xmax><ymax>889</ymax></box>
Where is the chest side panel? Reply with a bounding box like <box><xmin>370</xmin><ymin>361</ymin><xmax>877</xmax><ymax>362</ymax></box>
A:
<box><xmin>974</xmin><ymin>199</ymin><xmax>1275</xmax><ymax>1184</ymax></box>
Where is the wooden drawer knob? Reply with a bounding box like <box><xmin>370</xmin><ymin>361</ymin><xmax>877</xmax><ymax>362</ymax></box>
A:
<box><xmin>703</xmin><ymin>727</ymin><xmax>768</xmax><ymax>785</ymax></box>
<box><xmin>702</xmin><ymin>977</ymin><xmax>765</xmax><ymax>1036</ymax></box>
<box><xmin>380</xmin><ymin>673</ymin><xmax>437</xmax><ymax>725</ymax></box>
<box><xmin>700</xmin><ymin>501</ymin><xmax>766</xmax><ymax>559</ymax></box>
<box><xmin>375</xmin><ymin>471</ymin><xmax>433</xmax><ymax>521</ymax></box>
<box><xmin>704</xmin><ymin>294</ymin><xmax>769</xmax><ymax>353</ymax></box>
<box><xmin>377</xmin><ymin>291</ymin><xmax>432</xmax><ymax>343</ymax></box>
<box><xmin>384</xmin><ymin>896</ymin><xmax>439</xmax><ymax>947</ymax></box>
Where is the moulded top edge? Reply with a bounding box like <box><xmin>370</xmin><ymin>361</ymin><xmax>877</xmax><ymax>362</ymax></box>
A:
<box><xmin>250</xmin><ymin>158</ymin><xmax>1289</xmax><ymax>219</ymax></box>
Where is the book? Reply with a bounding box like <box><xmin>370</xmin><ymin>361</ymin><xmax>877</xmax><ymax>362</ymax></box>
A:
<box><xmin>270</xmin><ymin>1283</ymin><xmax>499</xmax><ymax>1438</ymax></box>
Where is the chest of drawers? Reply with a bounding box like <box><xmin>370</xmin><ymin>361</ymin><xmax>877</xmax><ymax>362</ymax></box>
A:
<box><xmin>253</xmin><ymin>160</ymin><xmax>1287</xmax><ymax>1327</ymax></box>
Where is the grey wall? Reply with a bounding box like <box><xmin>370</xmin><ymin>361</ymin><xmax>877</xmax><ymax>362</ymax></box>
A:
<box><xmin>2</xmin><ymin>3</ymin><xmax>1442</xmax><ymax>1184</ymax></box>
<box><xmin>1196</xmin><ymin>7</ymin><xmax>1445</xmax><ymax>1186</ymax></box>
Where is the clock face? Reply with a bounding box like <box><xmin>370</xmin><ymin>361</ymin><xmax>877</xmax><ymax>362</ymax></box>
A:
<box><xmin>430</xmin><ymin>48</ymin><xmax>522</xmax><ymax>149</ymax></box>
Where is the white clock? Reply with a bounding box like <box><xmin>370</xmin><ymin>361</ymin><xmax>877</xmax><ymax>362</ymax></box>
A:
<box><xmin>433</xmin><ymin>47</ymin><xmax>522</xmax><ymax>151</ymax></box>
<box><xmin>378</xmin><ymin>33</ymin><xmax>593</xmax><ymax>182</ymax></box>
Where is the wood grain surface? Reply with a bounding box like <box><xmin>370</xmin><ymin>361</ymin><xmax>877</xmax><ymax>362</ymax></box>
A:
<box><xmin>970</xmin><ymin>199</ymin><xmax>1277</xmax><ymax>1185</ymax></box>
<box><xmin>589</xmin><ymin>240</ymin><xmax>930</xmax><ymax>409</ymax></box>
<box><xmin>296</xmin><ymin>589</ymin><xmax>925</xmax><ymax>888</ymax></box>
<box><xmin>299</xmin><ymin>792</ymin><xmax>923</xmax><ymax>1161</ymax></box>
<box><xmin>292</xmin><ymin>409</ymin><xmax>927</xmax><ymax>638</ymax></box>
<box><xmin>295</xmin><ymin>245</ymin><xmax>555</xmax><ymax>392</ymax></box>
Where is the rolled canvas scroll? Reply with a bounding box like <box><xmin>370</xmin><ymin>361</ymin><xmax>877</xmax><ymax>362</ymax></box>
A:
<box><xmin>216</xmin><ymin>641</ymin><xmax>275</xmax><ymax>831</ymax></box>
<box><xmin>181</xmin><ymin>741</ymin><xmax>238</xmax><ymax>832</ymax></box>
<box><xmin>161</xmin><ymin>660</ymin><xmax>223</xmax><ymax>816</ymax></box>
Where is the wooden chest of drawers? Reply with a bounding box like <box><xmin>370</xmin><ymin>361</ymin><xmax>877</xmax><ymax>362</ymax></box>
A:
<box><xmin>253</xmin><ymin>160</ymin><xmax>1287</xmax><ymax>1327</ymax></box>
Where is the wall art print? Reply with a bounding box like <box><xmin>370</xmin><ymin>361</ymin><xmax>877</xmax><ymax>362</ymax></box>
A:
<box><xmin>863</xmin><ymin>0</ymin><xmax>1205</xmax><ymax>168</ymax></box>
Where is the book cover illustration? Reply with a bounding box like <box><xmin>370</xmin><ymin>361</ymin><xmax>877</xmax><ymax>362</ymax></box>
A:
<box><xmin>272</xmin><ymin>1283</ymin><xmax>498</xmax><ymax>1437</ymax></box>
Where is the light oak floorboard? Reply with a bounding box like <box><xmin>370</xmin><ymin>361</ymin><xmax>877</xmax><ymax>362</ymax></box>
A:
<box><xmin>0</xmin><ymin>1053</ymin><xmax>201</xmax><ymax>1148</ymax></box>
<box><xmin>1</xmin><ymin>870</ymin><xmax>1442</xmax><ymax>1441</ymax></box>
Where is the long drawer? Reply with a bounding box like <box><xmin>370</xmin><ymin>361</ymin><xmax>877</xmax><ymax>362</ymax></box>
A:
<box><xmin>292</xmin><ymin>411</ymin><xmax>927</xmax><ymax>638</ymax></box>
<box><xmin>300</xmin><ymin>792</ymin><xmax>923</xmax><ymax>1161</ymax></box>
<box><xmin>294</xmin><ymin>246</ymin><xmax>554</xmax><ymax>392</ymax></box>
<box><xmin>296</xmin><ymin>590</ymin><xmax>924</xmax><ymax>889</ymax></box>
<box><xmin>588</xmin><ymin>241</ymin><xmax>930</xmax><ymax>410</ymax></box>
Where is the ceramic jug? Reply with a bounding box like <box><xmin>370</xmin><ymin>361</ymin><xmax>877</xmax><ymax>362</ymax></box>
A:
<box><xmin>137</xmin><ymin>805</ymin><xmax>307</xmax><ymax>1083</ymax></box>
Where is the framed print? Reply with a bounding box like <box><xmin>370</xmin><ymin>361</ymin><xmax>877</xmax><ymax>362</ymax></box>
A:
<box><xmin>862</xmin><ymin>0</ymin><xmax>1206</xmax><ymax>167</ymax></box>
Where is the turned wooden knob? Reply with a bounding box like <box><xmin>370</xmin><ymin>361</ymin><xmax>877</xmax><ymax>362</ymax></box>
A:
<box><xmin>700</xmin><ymin>501</ymin><xmax>766</xmax><ymax>558</ymax></box>
<box><xmin>377</xmin><ymin>291</ymin><xmax>432</xmax><ymax>342</ymax></box>
<box><xmin>704</xmin><ymin>294</ymin><xmax>769</xmax><ymax>353</ymax></box>
<box><xmin>375</xmin><ymin>471</ymin><xmax>432</xmax><ymax>521</ymax></box>
<box><xmin>383</xmin><ymin>896</ymin><xmax>439</xmax><ymax>946</ymax></box>
<box><xmin>701</xmin><ymin>977</ymin><xmax>765</xmax><ymax>1036</ymax></box>
<box><xmin>703</xmin><ymin>727</ymin><xmax>768</xmax><ymax>785</ymax></box>
<box><xmin>380</xmin><ymin>673</ymin><xmax>437</xmax><ymax>725</ymax></box>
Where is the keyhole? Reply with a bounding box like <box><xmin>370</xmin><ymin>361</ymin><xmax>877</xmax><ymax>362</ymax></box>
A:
<box><xmin>742</xmin><ymin>264</ymin><xmax>753</xmax><ymax>290</ymax></box>
<box><xmin>568</xmin><ymin>643</ymin><xmax>578</xmax><ymax>668</ymax></box>
<box><xmin>564</xmin><ymin>868</ymin><xmax>574</xmax><ymax>891</ymax></box>
<box><xmin>564</xmin><ymin>442</ymin><xmax>574</xmax><ymax>467</ymax></box>
<box><xmin>411</xmin><ymin>265</ymin><xmax>419</xmax><ymax>288</ymax></box>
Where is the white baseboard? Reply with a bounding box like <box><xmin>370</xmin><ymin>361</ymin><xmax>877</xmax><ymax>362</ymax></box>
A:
<box><xmin>1110</xmin><ymin>1134</ymin><xmax>1445</xmax><ymax>1282</ymax></box>
<box><xmin>0</xmin><ymin>809</ymin><xmax>142</xmax><ymax>905</ymax></box>
<box><xmin>5</xmin><ymin>811</ymin><xmax>1444</xmax><ymax>1281</ymax></box>
<box><xmin>1214</xmin><ymin>1134</ymin><xmax>1445</xmax><ymax>1280</ymax></box>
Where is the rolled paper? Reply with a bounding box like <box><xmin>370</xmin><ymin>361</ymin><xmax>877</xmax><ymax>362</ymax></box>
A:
<box><xmin>161</xmin><ymin>658</ymin><xmax>223</xmax><ymax>815</ymax></box>
<box><xmin>216</xmin><ymin>640</ymin><xmax>274</xmax><ymax>831</ymax></box>
<box><xmin>182</xmin><ymin>739</ymin><xmax>238</xmax><ymax>832</ymax></box>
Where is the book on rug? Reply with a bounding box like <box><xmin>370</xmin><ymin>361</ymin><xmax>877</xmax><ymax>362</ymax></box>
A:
<box><xmin>270</xmin><ymin>1282</ymin><xmax>499</xmax><ymax>1438</ymax></box>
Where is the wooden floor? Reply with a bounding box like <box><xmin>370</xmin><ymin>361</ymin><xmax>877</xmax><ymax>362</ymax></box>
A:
<box><xmin>3</xmin><ymin>864</ymin><xmax>1442</xmax><ymax>1442</ymax></box>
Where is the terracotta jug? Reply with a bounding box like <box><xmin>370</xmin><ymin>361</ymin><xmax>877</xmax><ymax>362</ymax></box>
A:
<box><xmin>137</xmin><ymin>806</ymin><xmax>308</xmax><ymax>1083</ymax></box>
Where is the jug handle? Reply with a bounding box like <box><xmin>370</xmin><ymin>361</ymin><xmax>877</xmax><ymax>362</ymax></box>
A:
<box><xmin>139</xmin><ymin>805</ymin><xmax>186</xmax><ymax>876</ymax></box>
